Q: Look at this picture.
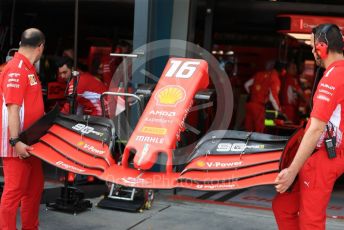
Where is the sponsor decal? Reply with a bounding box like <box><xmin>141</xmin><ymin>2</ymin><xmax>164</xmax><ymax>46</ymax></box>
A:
<box><xmin>320</xmin><ymin>83</ymin><xmax>335</xmax><ymax>91</ymax></box>
<box><xmin>155</xmin><ymin>85</ymin><xmax>186</xmax><ymax>106</ymax></box>
<box><xmin>6</xmin><ymin>83</ymin><xmax>19</xmax><ymax>88</ymax></box>
<box><xmin>301</xmin><ymin>22</ymin><xmax>316</xmax><ymax>30</ymax></box>
<box><xmin>176</xmin><ymin>100</ymin><xmax>192</xmax><ymax>140</ymax></box>
<box><xmin>28</xmin><ymin>74</ymin><xmax>37</xmax><ymax>86</ymax></box>
<box><xmin>196</xmin><ymin>184</ymin><xmax>236</xmax><ymax>189</ymax></box>
<box><xmin>206</xmin><ymin>161</ymin><xmax>243</xmax><ymax>168</ymax></box>
<box><xmin>144</xmin><ymin>117</ymin><xmax>173</xmax><ymax>124</ymax></box>
<box><xmin>135</xmin><ymin>135</ymin><xmax>164</xmax><ymax>144</ymax></box>
<box><xmin>121</xmin><ymin>177</ymin><xmax>145</xmax><ymax>184</ymax></box>
<box><xmin>318</xmin><ymin>89</ymin><xmax>333</xmax><ymax>96</ymax></box>
<box><xmin>317</xmin><ymin>95</ymin><xmax>330</xmax><ymax>102</ymax></box>
<box><xmin>82</xmin><ymin>143</ymin><xmax>105</xmax><ymax>155</ymax></box>
<box><xmin>245</xmin><ymin>144</ymin><xmax>264</xmax><ymax>149</ymax></box>
<box><xmin>216</xmin><ymin>143</ymin><xmax>232</xmax><ymax>152</ymax></box>
<box><xmin>217</xmin><ymin>143</ymin><xmax>264</xmax><ymax>152</ymax></box>
<box><xmin>149</xmin><ymin>110</ymin><xmax>176</xmax><ymax>117</ymax></box>
<box><xmin>141</xmin><ymin>126</ymin><xmax>167</xmax><ymax>135</ymax></box>
<box><xmin>8</xmin><ymin>73</ymin><xmax>20</xmax><ymax>77</ymax></box>
<box><xmin>196</xmin><ymin>160</ymin><xmax>206</xmax><ymax>167</ymax></box>
<box><xmin>56</xmin><ymin>161</ymin><xmax>85</xmax><ymax>173</ymax></box>
<box><xmin>231</xmin><ymin>143</ymin><xmax>247</xmax><ymax>152</ymax></box>
<box><xmin>77</xmin><ymin>141</ymin><xmax>85</xmax><ymax>146</ymax></box>
<box><xmin>8</xmin><ymin>78</ymin><xmax>19</xmax><ymax>83</ymax></box>
<box><xmin>72</xmin><ymin>123</ymin><xmax>104</xmax><ymax>137</ymax></box>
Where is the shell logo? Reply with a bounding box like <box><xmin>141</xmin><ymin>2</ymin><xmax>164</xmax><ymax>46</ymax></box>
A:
<box><xmin>155</xmin><ymin>85</ymin><xmax>186</xmax><ymax>106</ymax></box>
<box><xmin>77</xmin><ymin>141</ymin><xmax>85</xmax><ymax>146</ymax></box>
<box><xmin>196</xmin><ymin>160</ymin><xmax>206</xmax><ymax>167</ymax></box>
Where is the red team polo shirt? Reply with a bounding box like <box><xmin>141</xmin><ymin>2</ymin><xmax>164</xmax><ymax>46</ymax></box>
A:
<box><xmin>0</xmin><ymin>52</ymin><xmax>44</xmax><ymax>157</ymax></box>
<box><xmin>311</xmin><ymin>60</ymin><xmax>344</xmax><ymax>149</ymax></box>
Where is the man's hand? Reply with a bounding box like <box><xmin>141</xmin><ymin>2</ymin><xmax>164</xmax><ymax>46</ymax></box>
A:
<box><xmin>275</xmin><ymin>168</ymin><xmax>297</xmax><ymax>193</ymax></box>
<box><xmin>15</xmin><ymin>141</ymin><xmax>32</xmax><ymax>159</ymax></box>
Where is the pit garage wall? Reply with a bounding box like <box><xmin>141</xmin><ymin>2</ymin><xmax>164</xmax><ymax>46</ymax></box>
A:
<box><xmin>132</xmin><ymin>0</ymin><xmax>197</xmax><ymax>86</ymax></box>
<box><xmin>130</xmin><ymin>0</ymin><xmax>197</xmax><ymax>127</ymax></box>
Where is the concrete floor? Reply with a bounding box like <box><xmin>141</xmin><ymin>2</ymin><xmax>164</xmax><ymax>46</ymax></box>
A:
<box><xmin>15</xmin><ymin>189</ymin><xmax>344</xmax><ymax>230</ymax></box>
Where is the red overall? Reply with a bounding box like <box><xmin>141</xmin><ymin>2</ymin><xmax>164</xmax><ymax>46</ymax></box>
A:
<box><xmin>0</xmin><ymin>52</ymin><xmax>45</xmax><ymax>230</ymax></box>
<box><xmin>245</xmin><ymin>69</ymin><xmax>280</xmax><ymax>132</ymax></box>
<box><xmin>62</xmin><ymin>72</ymin><xmax>107</xmax><ymax>116</ymax></box>
<box><xmin>280</xmin><ymin>74</ymin><xmax>302</xmax><ymax>123</ymax></box>
<box><xmin>273</xmin><ymin>60</ymin><xmax>344</xmax><ymax>230</ymax></box>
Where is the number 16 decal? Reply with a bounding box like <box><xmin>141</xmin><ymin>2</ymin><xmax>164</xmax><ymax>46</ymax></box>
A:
<box><xmin>165</xmin><ymin>60</ymin><xmax>200</xmax><ymax>79</ymax></box>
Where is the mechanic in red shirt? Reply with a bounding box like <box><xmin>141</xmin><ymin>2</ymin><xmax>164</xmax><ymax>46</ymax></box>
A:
<box><xmin>0</xmin><ymin>28</ymin><xmax>45</xmax><ymax>230</ymax></box>
<box><xmin>273</xmin><ymin>24</ymin><xmax>344</xmax><ymax>230</ymax></box>
<box><xmin>244</xmin><ymin>61</ymin><xmax>282</xmax><ymax>132</ymax></box>
<box><xmin>56</xmin><ymin>56</ymin><xmax>107</xmax><ymax>116</ymax></box>
<box><xmin>280</xmin><ymin>61</ymin><xmax>304</xmax><ymax>123</ymax></box>
<box><xmin>100</xmin><ymin>40</ymin><xmax>132</xmax><ymax>87</ymax></box>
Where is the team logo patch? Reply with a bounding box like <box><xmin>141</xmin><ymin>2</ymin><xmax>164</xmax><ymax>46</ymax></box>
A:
<box><xmin>28</xmin><ymin>74</ymin><xmax>37</xmax><ymax>86</ymax></box>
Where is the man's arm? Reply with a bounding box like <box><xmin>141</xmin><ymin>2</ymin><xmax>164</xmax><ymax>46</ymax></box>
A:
<box><xmin>269</xmin><ymin>73</ymin><xmax>281</xmax><ymax>111</ymax></box>
<box><xmin>7</xmin><ymin>104</ymin><xmax>32</xmax><ymax>159</ymax></box>
<box><xmin>244</xmin><ymin>78</ymin><xmax>254</xmax><ymax>93</ymax></box>
<box><xmin>275</xmin><ymin>117</ymin><xmax>326</xmax><ymax>193</ymax></box>
<box><xmin>269</xmin><ymin>89</ymin><xmax>281</xmax><ymax>111</ymax></box>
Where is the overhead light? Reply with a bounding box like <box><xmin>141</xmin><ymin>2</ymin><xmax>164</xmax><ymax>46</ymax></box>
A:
<box><xmin>226</xmin><ymin>50</ymin><xmax>234</xmax><ymax>55</ymax></box>
<box><xmin>287</xmin><ymin>33</ymin><xmax>312</xmax><ymax>46</ymax></box>
<box><xmin>287</xmin><ymin>33</ymin><xmax>310</xmax><ymax>40</ymax></box>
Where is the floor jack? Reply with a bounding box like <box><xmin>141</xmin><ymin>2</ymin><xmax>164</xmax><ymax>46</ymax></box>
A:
<box><xmin>46</xmin><ymin>179</ymin><xmax>92</xmax><ymax>215</ymax></box>
<box><xmin>97</xmin><ymin>184</ymin><xmax>154</xmax><ymax>213</ymax></box>
<box><xmin>96</xmin><ymin>52</ymin><xmax>156</xmax><ymax>212</ymax></box>
<box><xmin>96</xmin><ymin>89</ymin><xmax>155</xmax><ymax>212</ymax></box>
<box><xmin>46</xmin><ymin>70</ymin><xmax>92</xmax><ymax>215</ymax></box>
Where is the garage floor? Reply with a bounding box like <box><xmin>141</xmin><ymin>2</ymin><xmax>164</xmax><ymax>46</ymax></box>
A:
<box><xmin>14</xmin><ymin>185</ymin><xmax>344</xmax><ymax>230</ymax></box>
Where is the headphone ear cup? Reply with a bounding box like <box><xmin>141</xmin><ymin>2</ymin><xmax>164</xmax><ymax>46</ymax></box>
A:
<box><xmin>315</xmin><ymin>42</ymin><xmax>328</xmax><ymax>59</ymax></box>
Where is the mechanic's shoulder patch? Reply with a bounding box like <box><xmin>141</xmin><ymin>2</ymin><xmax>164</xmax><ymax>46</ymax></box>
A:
<box><xmin>28</xmin><ymin>74</ymin><xmax>37</xmax><ymax>86</ymax></box>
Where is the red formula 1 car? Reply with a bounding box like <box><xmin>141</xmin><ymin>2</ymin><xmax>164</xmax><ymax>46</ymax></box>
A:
<box><xmin>20</xmin><ymin>58</ymin><xmax>303</xmax><ymax>209</ymax></box>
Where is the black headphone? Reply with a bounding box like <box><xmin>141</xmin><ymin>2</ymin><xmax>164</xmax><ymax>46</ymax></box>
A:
<box><xmin>315</xmin><ymin>24</ymin><xmax>333</xmax><ymax>59</ymax></box>
<box><xmin>314</xmin><ymin>24</ymin><xmax>342</xmax><ymax>59</ymax></box>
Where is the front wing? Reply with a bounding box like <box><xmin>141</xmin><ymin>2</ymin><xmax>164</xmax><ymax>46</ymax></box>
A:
<box><xmin>26</xmin><ymin>119</ymin><xmax>300</xmax><ymax>191</ymax></box>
